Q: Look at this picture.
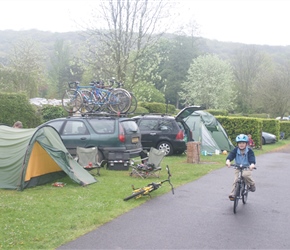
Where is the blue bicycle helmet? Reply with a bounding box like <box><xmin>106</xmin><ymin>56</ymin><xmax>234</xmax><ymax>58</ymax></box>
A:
<box><xmin>235</xmin><ymin>134</ymin><xmax>249</xmax><ymax>143</ymax></box>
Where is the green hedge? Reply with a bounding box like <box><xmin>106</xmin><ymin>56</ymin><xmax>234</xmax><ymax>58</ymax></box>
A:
<box><xmin>217</xmin><ymin>116</ymin><xmax>263</xmax><ymax>148</ymax></box>
<box><xmin>207</xmin><ymin>109</ymin><xmax>228</xmax><ymax>116</ymax></box>
<box><xmin>279</xmin><ymin>121</ymin><xmax>290</xmax><ymax>139</ymax></box>
<box><xmin>138</xmin><ymin>102</ymin><xmax>176</xmax><ymax>114</ymax></box>
<box><xmin>0</xmin><ymin>93</ymin><xmax>41</xmax><ymax>128</ymax></box>
<box><xmin>261</xmin><ymin>119</ymin><xmax>280</xmax><ymax>139</ymax></box>
<box><xmin>41</xmin><ymin>105</ymin><xmax>68</xmax><ymax>123</ymax></box>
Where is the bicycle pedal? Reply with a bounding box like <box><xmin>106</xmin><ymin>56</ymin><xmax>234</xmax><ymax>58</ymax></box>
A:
<box><xmin>229</xmin><ymin>196</ymin><xmax>235</xmax><ymax>201</ymax></box>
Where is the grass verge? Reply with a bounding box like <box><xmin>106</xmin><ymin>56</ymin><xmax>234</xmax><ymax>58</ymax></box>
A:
<box><xmin>0</xmin><ymin>140</ymin><xmax>289</xmax><ymax>249</ymax></box>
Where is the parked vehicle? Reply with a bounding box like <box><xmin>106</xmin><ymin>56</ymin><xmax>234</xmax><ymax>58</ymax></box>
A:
<box><xmin>132</xmin><ymin>114</ymin><xmax>193</xmax><ymax>156</ymax></box>
<box><xmin>262</xmin><ymin>131</ymin><xmax>277</xmax><ymax>145</ymax></box>
<box><xmin>275</xmin><ymin>117</ymin><xmax>289</xmax><ymax>120</ymax></box>
<box><xmin>38</xmin><ymin>114</ymin><xmax>142</xmax><ymax>161</ymax></box>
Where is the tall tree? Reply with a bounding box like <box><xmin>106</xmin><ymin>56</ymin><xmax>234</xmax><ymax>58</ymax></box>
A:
<box><xmin>8</xmin><ymin>38</ymin><xmax>45</xmax><ymax>98</ymax></box>
<box><xmin>84</xmin><ymin>0</ymin><xmax>173</xmax><ymax>88</ymax></box>
<box><xmin>179</xmin><ymin>54</ymin><xmax>236</xmax><ymax>110</ymax></box>
<box><xmin>231</xmin><ymin>46</ymin><xmax>265</xmax><ymax>113</ymax></box>
<box><xmin>254</xmin><ymin>59</ymin><xmax>290</xmax><ymax>117</ymax></box>
<box><xmin>157</xmin><ymin>35</ymin><xmax>200</xmax><ymax>108</ymax></box>
<box><xmin>48</xmin><ymin>40</ymin><xmax>76</xmax><ymax>98</ymax></box>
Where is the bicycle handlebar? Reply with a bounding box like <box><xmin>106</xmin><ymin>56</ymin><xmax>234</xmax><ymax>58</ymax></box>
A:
<box><xmin>88</xmin><ymin>80</ymin><xmax>123</xmax><ymax>89</ymax></box>
<box><xmin>230</xmin><ymin>164</ymin><xmax>257</xmax><ymax>169</ymax></box>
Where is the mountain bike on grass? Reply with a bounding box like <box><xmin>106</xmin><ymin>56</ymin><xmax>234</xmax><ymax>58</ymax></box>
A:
<box><xmin>230</xmin><ymin>163</ymin><xmax>256</xmax><ymax>214</ymax></box>
<box><xmin>123</xmin><ymin>165</ymin><xmax>174</xmax><ymax>201</ymax></box>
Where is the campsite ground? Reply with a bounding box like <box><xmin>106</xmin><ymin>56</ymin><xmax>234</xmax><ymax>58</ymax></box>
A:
<box><xmin>0</xmin><ymin>140</ymin><xmax>289</xmax><ymax>249</ymax></box>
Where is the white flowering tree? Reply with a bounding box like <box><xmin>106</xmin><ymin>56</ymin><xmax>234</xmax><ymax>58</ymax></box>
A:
<box><xmin>179</xmin><ymin>54</ymin><xmax>237</xmax><ymax>110</ymax></box>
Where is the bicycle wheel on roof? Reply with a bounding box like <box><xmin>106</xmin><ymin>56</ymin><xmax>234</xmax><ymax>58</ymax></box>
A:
<box><xmin>128</xmin><ymin>92</ymin><xmax>138</xmax><ymax>113</ymax></box>
<box><xmin>80</xmin><ymin>89</ymin><xmax>96</xmax><ymax>113</ymax></box>
<box><xmin>62</xmin><ymin>89</ymin><xmax>82</xmax><ymax>113</ymax></box>
<box><xmin>109</xmin><ymin>89</ymin><xmax>132</xmax><ymax>113</ymax></box>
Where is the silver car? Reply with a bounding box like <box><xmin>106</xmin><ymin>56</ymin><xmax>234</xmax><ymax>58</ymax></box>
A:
<box><xmin>262</xmin><ymin>132</ymin><xmax>277</xmax><ymax>145</ymax></box>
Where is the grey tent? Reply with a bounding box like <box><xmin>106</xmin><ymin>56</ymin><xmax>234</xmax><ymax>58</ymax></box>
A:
<box><xmin>177</xmin><ymin>107</ymin><xmax>234</xmax><ymax>153</ymax></box>
<box><xmin>0</xmin><ymin>125</ymin><xmax>97</xmax><ymax>190</ymax></box>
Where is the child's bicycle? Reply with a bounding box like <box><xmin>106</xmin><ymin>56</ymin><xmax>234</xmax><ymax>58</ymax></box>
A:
<box><xmin>230</xmin><ymin>163</ymin><xmax>256</xmax><ymax>214</ymax></box>
<box><xmin>123</xmin><ymin>165</ymin><xmax>174</xmax><ymax>201</ymax></box>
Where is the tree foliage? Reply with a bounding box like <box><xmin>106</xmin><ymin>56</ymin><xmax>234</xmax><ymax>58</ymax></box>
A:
<box><xmin>84</xmin><ymin>0</ymin><xmax>172</xmax><ymax>87</ymax></box>
<box><xmin>7</xmin><ymin>38</ymin><xmax>46</xmax><ymax>98</ymax></box>
<box><xmin>156</xmin><ymin>35</ymin><xmax>200</xmax><ymax>108</ymax></box>
<box><xmin>231</xmin><ymin>46</ymin><xmax>266</xmax><ymax>113</ymax></box>
<box><xmin>179</xmin><ymin>54</ymin><xmax>236</xmax><ymax>110</ymax></box>
<box><xmin>254</xmin><ymin>60</ymin><xmax>290</xmax><ymax>117</ymax></box>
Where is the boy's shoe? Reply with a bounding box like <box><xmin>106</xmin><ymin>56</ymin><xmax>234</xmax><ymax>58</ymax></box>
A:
<box><xmin>229</xmin><ymin>194</ymin><xmax>235</xmax><ymax>201</ymax></box>
<box><xmin>249</xmin><ymin>184</ymin><xmax>256</xmax><ymax>192</ymax></box>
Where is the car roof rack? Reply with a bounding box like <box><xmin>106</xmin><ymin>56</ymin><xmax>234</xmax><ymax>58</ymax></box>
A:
<box><xmin>65</xmin><ymin>111</ymin><xmax>130</xmax><ymax>118</ymax></box>
<box><xmin>81</xmin><ymin>111</ymin><xmax>129</xmax><ymax>118</ymax></box>
<box><xmin>133</xmin><ymin>113</ymin><xmax>173</xmax><ymax>117</ymax></box>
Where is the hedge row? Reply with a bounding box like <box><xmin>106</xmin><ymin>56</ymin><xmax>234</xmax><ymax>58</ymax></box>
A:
<box><xmin>0</xmin><ymin>93</ymin><xmax>42</xmax><ymax>128</ymax></box>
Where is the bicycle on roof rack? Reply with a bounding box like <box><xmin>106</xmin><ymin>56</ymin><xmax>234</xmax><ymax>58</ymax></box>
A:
<box><xmin>62</xmin><ymin>79</ymin><xmax>136</xmax><ymax>114</ymax></box>
<box><xmin>123</xmin><ymin>165</ymin><xmax>174</xmax><ymax>201</ymax></box>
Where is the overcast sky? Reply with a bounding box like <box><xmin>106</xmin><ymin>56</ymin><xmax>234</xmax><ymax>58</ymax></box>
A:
<box><xmin>0</xmin><ymin>0</ymin><xmax>289</xmax><ymax>46</ymax></box>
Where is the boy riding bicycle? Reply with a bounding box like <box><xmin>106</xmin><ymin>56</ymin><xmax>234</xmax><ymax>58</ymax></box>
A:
<box><xmin>226</xmin><ymin>134</ymin><xmax>256</xmax><ymax>200</ymax></box>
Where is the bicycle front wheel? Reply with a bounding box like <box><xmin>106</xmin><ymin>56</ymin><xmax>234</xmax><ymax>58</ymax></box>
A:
<box><xmin>80</xmin><ymin>89</ymin><xmax>96</xmax><ymax>113</ymax></box>
<box><xmin>128</xmin><ymin>92</ymin><xmax>138</xmax><ymax>113</ymax></box>
<box><xmin>242</xmin><ymin>183</ymin><xmax>248</xmax><ymax>204</ymax></box>
<box><xmin>233</xmin><ymin>183</ymin><xmax>240</xmax><ymax>214</ymax></box>
<box><xmin>123</xmin><ymin>189</ymin><xmax>146</xmax><ymax>201</ymax></box>
<box><xmin>62</xmin><ymin>89</ymin><xmax>82</xmax><ymax>113</ymax></box>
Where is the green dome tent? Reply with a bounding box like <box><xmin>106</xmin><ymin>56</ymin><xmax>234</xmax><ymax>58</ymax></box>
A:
<box><xmin>0</xmin><ymin>125</ymin><xmax>97</xmax><ymax>190</ymax></box>
<box><xmin>177</xmin><ymin>107</ymin><xmax>235</xmax><ymax>154</ymax></box>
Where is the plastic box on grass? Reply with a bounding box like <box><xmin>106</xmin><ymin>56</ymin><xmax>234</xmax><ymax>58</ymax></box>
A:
<box><xmin>107</xmin><ymin>152</ymin><xmax>130</xmax><ymax>170</ymax></box>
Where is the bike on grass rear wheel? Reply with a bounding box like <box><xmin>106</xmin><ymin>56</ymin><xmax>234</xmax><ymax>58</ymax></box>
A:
<box><xmin>233</xmin><ymin>183</ymin><xmax>240</xmax><ymax>214</ymax></box>
<box><xmin>123</xmin><ymin>189</ymin><xmax>146</xmax><ymax>201</ymax></box>
<box><xmin>62</xmin><ymin>89</ymin><xmax>83</xmax><ymax>113</ymax></box>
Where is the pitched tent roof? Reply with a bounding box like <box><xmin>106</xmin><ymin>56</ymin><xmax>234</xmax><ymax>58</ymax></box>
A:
<box><xmin>181</xmin><ymin>110</ymin><xmax>235</xmax><ymax>153</ymax></box>
<box><xmin>0</xmin><ymin>125</ymin><xmax>97</xmax><ymax>190</ymax></box>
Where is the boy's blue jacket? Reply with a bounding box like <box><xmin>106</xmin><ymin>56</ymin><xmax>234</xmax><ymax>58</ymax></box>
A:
<box><xmin>226</xmin><ymin>146</ymin><xmax>256</xmax><ymax>165</ymax></box>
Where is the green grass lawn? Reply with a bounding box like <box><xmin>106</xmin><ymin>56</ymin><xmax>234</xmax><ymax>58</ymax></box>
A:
<box><xmin>1</xmin><ymin>140</ymin><xmax>289</xmax><ymax>249</ymax></box>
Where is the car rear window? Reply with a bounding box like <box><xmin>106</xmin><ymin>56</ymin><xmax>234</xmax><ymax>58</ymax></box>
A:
<box><xmin>46</xmin><ymin>120</ymin><xmax>64</xmax><ymax>132</ymax></box>
<box><xmin>88</xmin><ymin>119</ymin><xmax>115</xmax><ymax>134</ymax></box>
<box><xmin>121</xmin><ymin>120</ymin><xmax>139</xmax><ymax>133</ymax></box>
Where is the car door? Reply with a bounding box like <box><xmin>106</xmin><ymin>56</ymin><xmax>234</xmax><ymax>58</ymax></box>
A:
<box><xmin>137</xmin><ymin>118</ymin><xmax>160</xmax><ymax>148</ymax></box>
<box><xmin>60</xmin><ymin>120</ymin><xmax>91</xmax><ymax>155</ymax></box>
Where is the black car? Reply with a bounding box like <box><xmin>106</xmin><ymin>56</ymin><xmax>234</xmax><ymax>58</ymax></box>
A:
<box><xmin>132</xmin><ymin>114</ymin><xmax>193</xmax><ymax>156</ymax></box>
<box><xmin>39</xmin><ymin>114</ymin><xmax>142</xmax><ymax>162</ymax></box>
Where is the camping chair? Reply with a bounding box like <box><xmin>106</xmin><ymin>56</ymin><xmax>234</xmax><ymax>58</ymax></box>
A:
<box><xmin>130</xmin><ymin>147</ymin><xmax>166</xmax><ymax>179</ymax></box>
<box><xmin>76</xmin><ymin>147</ymin><xmax>106</xmax><ymax>176</ymax></box>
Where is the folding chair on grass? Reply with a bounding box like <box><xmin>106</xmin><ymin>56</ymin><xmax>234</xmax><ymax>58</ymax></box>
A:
<box><xmin>130</xmin><ymin>147</ymin><xmax>166</xmax><ymax>178</ymax></box>
<box><xmin>76</xmin><ymin>147</ymin><xmax>106</xmax><ymax>176</ymax></box>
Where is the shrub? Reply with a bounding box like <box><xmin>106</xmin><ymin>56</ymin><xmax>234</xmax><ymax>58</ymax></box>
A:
<box><xmin>0</xmin><ymin>93</ymin><xmax>41</xmax><ymax>128</ymax></box>
<box><xmin>41</xmin><ymin>105</ymin><xmax>68</xmax><ymax>123</ymax></box>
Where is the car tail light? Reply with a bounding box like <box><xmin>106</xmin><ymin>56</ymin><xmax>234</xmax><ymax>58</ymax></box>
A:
<box><xmin>176</xmin><ymin>130</ymin><xmax>184</xmax><ymax>140</ymax></box>
<box><xmin>119</xmin><ymin>124</ymin><xmax>125</xmax><ymax>142</ymax></box>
